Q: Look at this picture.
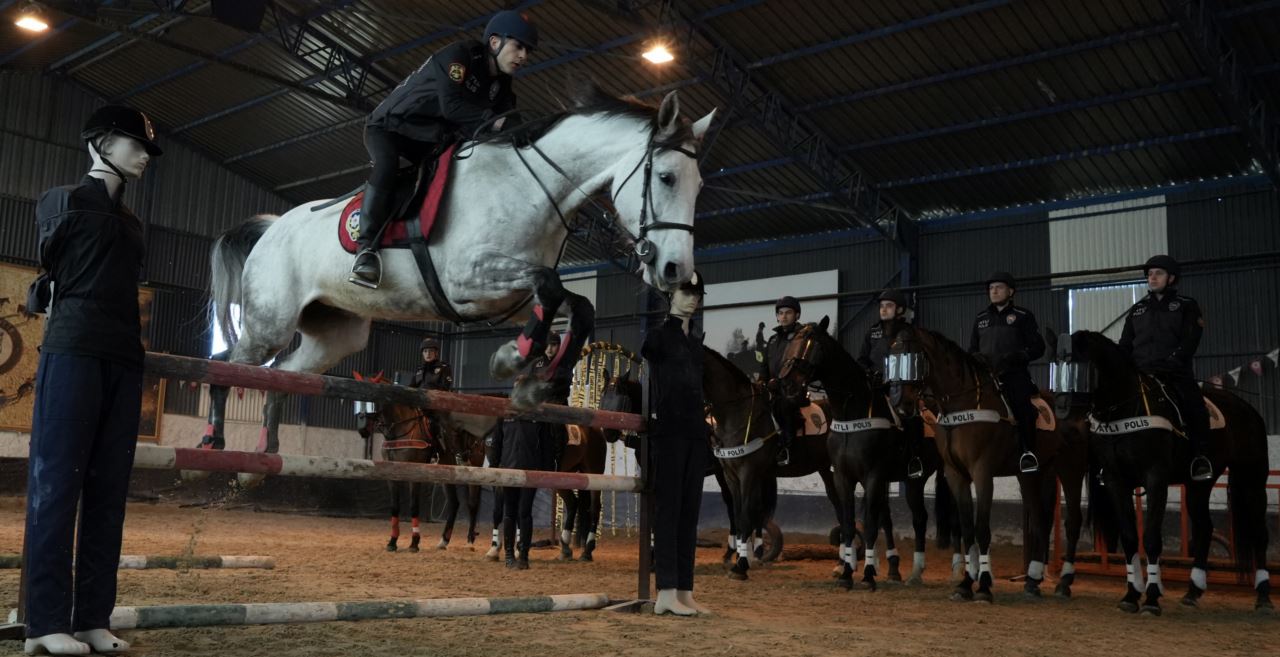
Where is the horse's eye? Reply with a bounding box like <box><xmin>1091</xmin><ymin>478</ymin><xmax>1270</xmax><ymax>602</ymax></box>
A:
<box><xmin>658</xmin><ymin>172</ymin><xmax>675</xmax><ymax>187</ymax></box>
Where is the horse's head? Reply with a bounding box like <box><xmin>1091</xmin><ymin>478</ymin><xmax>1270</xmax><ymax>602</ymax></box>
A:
<box><xmin>599</xmin><ymin>368</ymin><xmax>643</xmax><ymax>443</ymax></box>
<box><xmin>602</xmin><ymin>89</ymin><xmax>715</xmax><ymax>292</ymax></box>
<box><xmin>777</xmin><ymin>317</ymin><xmax>832</xmax><ymax>404</ymax></box>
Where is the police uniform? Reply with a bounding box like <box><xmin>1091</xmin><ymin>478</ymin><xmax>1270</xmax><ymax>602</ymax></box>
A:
<box><xmin>761</xmin><ymin>296</ymin><xmax>802</xmax><ymax>464</ymax></box>
<box><xmin>353</xmin><ymin>10</ymin><xmax>534</xmax><ymax>287</ymax></box>
<box><xmin>22</xmin><ymin>106</ymin><xmax>160</xmax><ymax>641</ymax></box>
<box><xmin>968</xmin><ymin>274</ymin><xmax>1045</xmax><ymax>470</ymax></box>
<box><xmin>1119</xmin><ymin>258</ymin><xmax>1210</xmax><ymax>475</ymax></box>
<box><xmin>409</xmin><ymin>360</ymin><xmax>454</xmax><ymax>391</ymax></box>
<box><xmin>860</xmin><ymin>289</ymin><xmax>926</xmax><ymax>478</ymax></box>
<box><xmin>643</xmin><ymin>279</ymin><xmax>708</xmax><ymax>598</ymax></box>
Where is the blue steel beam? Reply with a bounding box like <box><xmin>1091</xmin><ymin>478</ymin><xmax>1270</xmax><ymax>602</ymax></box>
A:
<box><xmin>695</xmin><ymin>192</ymin><xmax>834</xmax><ymax>220</ymax></box>
<box><xmin>1165</xmin><ymin>0</ymin><xmax>1280</xmax><ymax>187</ymax></box>
<box><xmin>875</xmin><ymin>126</ymin><xmax>1241</xmax><ymax>189</ymax></box>
<box><xmin>46</xmin><ymin>5</ymin><xmax>169</xmax><ymax>73</ymax></box>
<box><xmin>171</xmin><ymin>0</ymin><xmax>546</xmax><ymax>135</ymax></box>
<box><xmin>746</xmin><ymin>0</ymin><xmax>1010</xmax><ymax>70</ymax></box>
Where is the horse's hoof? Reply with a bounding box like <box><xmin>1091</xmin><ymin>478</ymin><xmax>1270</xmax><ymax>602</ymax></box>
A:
<box><xmin>1181</xmin><ymin>583</ymin><xmax>1204</xmax><ymax>607</ymax></box>
<box><xmin>237</xmin><ymin>472</ymin><xmax>266</xmax><ymax>489</ymax></box>
<box><xmin>973</xmin><ymin>590</ymin><xmax>993</xmax><ymax>604</ymax></box>
<box><xmin>1140</xmin><ymin>604</ymin><xmax>1162</xmax><ymax>617</ymax></box>
<box><xmin>488</xmin><ymin>341</ymin><xmax>523</xmax><ymax>381</ymax></box>
<box><xmin>484</xmin><ymin>547</ymin><xmax>499</xmax><ymax>562</ymax></box>
<box><xmin>887</xmin><ymin>570</ymin><xmax>903</xmax><ymax>583</ymax></box>
<box><xmin>1024</xmin><ymin>589</ymin><xmax>1044</xmax><ymax>601</ymax></box>
<box><xmin>510</xmin><ymin>378</ymin><xmax>551</xmax><ymax>411</ymax></box>
<box><xmin>180</xmin><ymin>470</ymin><xmax>210</xmax><ymax>483</ymax></box>
<box><xmin>385</xmin><ymin>544</ymin><xmax>397</xmax><ymax>553</ymax></box>
<box><xmin>435</xmin><ymin>540</ymin><xmax>448</xmax><ymax>550</ymax></box>
<box><xmin>1255</xmin><ymin>600</ymin><xmax>1274</xmax><ymax>614</ymax></box>
<box><xmin>831</xmin><ymin>564</ymin><xmax>843</xmax><ymax>579</ymax></box>
<box><xmin>906</xmin><ymin>573</ymin><xmax>924</xmax><ymax>587</ymax></box>
<box><xmin>1054</xmin><ymin>583</ymin><xmax>1072</xmax><ymax>599</ymax></box>
<box><xmin>1118</xmin><ymin>600</ymin><xmax>1139</xmax><ymax>613</ymax></box>
<box><xmin>408</xmin><ymin>545</ymin><xmax>420</xmax><ymax>553</ymax></box>
<box><xmin>728</xmin><ymin>570</ymin><xmax>748</xmax><ymax>581</ymax></box>
<box><xmin>860</xmin><ymin>577</ymin><xmax>878</xmax><ymax>593</ymax></box>
<box><xmin>579</xmin><ymin>551</ymin><xmax>594</xmax><ymax>563</ymax></box>
<box><xmin>837</xmin><ymin>576</ymin><xmax>853</xmax><ymax>591</ymax></box>
<box><xmin>950</xmin><ymin>589</ymin><xmax>973</xmax><ymax>602</ymax></box>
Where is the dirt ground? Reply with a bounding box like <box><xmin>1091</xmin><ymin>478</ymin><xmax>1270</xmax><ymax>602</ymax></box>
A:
<box><xmin>0</xmin><ymin>495</ymin><xmax>1274</xmax><ymax>657</ymax></box>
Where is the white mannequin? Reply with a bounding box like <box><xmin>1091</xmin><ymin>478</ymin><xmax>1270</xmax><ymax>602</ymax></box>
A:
<box><xmin>653</xmin><ymin>280</ymin><xmax>712</xmax><ymax>617</ymax></box>
<box><xmin>24</xmin><ymin>132</ymin><xmax>147</xmax><ymax>657</ymax></box>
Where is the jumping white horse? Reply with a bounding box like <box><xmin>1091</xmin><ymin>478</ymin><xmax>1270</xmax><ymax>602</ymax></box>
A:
<box><xmin>202</xmin><ymin>85</ymin><xmax>714</xmax><ymax>456</ymax></box>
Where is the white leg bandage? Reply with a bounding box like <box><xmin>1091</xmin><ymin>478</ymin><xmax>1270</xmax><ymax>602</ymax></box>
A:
<box><xmin>1147</xmin><ymin>562</ymin><xmax>1164</xmax><ymax>594</ymax></box>
<box><xmin>1256</xmin><ymin>569</ymin><xmax>1270</xmax><ymax>588</ymax></box>
<box><xmin>561</xmin><ymin>529</ymin><xmax>572</xmax><ymax>545</ymax></box>
<box><xmin>1190</xmin><ymin>567</ymin><xmax>1208</xmax><ymax>590</ymax></box>
<box><xmin>1027</xmin><ymin>559</ymin><xmax>1044</xmax><ymax>581</ymax></box>
<box><xmin>1061</xmin><ymin>561</ymin><xmax>1075</xmax><ymax>577</ymax></box>
<box><xmin>913</xmin><ymin>551</ymin><xmax>926</xmax><ymax>572</ymax></box>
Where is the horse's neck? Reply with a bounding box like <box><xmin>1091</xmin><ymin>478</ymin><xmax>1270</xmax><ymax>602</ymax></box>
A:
<box><xmin>706</xmin><ymin>366</ymin><xmax>767</xmax><ymax>445</ymax></box>
<box><xmin>514</xmin><ymin>115</ymin><xmax>649</xmax><ymax>210</ymax></box>
<box><xmin>926</xmin><ymin>344</ymin><xmax>999</xmax><ymax>411</ymax></box>
<box><xmin>817</xmin><ymin>342</ymin><xmax>874</xmax><ymax>418</ymax></box>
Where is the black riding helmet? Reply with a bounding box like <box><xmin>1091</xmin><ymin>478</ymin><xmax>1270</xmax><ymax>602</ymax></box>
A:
<box><xmin>878</xmin><ymin>288</ymin><xmax>909</xmax><ymax>309</ymax></box>
<box><xmin>420</xmin><ymin>337</ymin><xmax>440</xmax><ymax>351</ymax></box>
<box><xmin>82</xmin><ymin>105</ymin><xmax>163</xmax><ymax>156</ymax></box>
<box><xmin>485</xmin><ymin>10</ymin><xmax>538</xmax><ymax>51</ymax></box>
<box><xmin>985</xmin><ymin>271</ymin><xmax>1016</xmax><ymax>289</ymax></box>
<box><xmin>1142</xmin><ymin>255</ymin><xmax>1181</xmax><ymax>278</ymax></box>
<box><xmin>678</xmin><ymin>270</ymin><xmax>705</xmax><ymax>295</ymax></box>
<box><xmin>775</xmin><ymin>296</ymin><xmax>800</xmax><ymax>314</ymax></box>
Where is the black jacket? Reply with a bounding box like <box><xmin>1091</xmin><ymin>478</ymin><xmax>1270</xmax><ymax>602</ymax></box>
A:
<box><xmin>32</xmin><ymin>176</ymin><xmax>145</xmax><ymax>369</ymax></box>
<box><xmin>857</xmin><ymin>318</ymin><xmax>911</xmax><ymax>380</ymax></box>
<box><xmin>490</xmin><ymin>417</ymin><xmax>557</xmax><ymax>472</ymax></box>
<box><xmin>968</xmin><ymin>303</ymin><xmax>1044</xmax><ymax>375</ymax></box>
<box><xmin>367</xmin><ymin>40</ymin><xmax>516</xmax><ymax>143</ymax></box>
<box><xmin>642</xmin><ymin>316</ymin><xmax>705</xmax><ymax>438</ymax></box>
<box><xmin>760</xmin><ymin>324</ymin><xmax>799</xmax><ymax>381</ymax></box>
<box><xmin>1119</xmin><ymin>289</ymin><xmax>1202</xmax><ymax>374</ymax></box>
<box><xmin>410</xmin><ymin>361</ymin><xmax>453</xmax><ymax>390</ymax></box>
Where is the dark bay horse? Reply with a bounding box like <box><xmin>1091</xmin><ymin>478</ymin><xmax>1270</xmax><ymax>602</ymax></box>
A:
<box><xmin>702</xmin><ymin>346</ymin><xmax>842</xmax><ymax>581</ymax></box>
<box><xmin>1062</xmin><ymin>330</ymin><xmax>1272</xmax><ymax>614</ymax></box>
<box><xmin>778</xmin><ymin>318</ymin><xmax>959</xmax><ymax>591</ymax></box>
<box><xmin>360</xmin><ymin>395</ymin><xmax>434</xmax><ymax>552</ymax></box>
<box><xmin>889</xmin><ymin>327</ymin><xmax>1066</xmax><ymax>601</ymax></box>
<box><xmin>434</xmin><ymin>411</ymin><xmax>496</xmax><ymax>550</ymax></box>
<box><xmin>556</xmin><ymin>422</ymin><xmax>607</xmax><ymax>561</ymax></box>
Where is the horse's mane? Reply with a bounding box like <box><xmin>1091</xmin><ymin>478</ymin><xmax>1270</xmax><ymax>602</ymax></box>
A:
<box><xmin>702</xmin><ymin>345</ymin><xmax>752</xmax><ymax>388</ymax></box>
<box><xmin>487</xmin><ymin>82</ymin><xmax>694</xmax><ymax>150</ymax></box>
<box><xmin>920</xmin><ymin>328</ymin><xmax>991</xmax><ymax>376</ymax></box>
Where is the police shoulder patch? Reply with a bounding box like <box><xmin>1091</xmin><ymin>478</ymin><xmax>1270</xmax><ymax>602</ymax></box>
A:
<box><xmin>448</xmin><ymin>62</ymin><xmax>466</xmax><ymax>83</ymax></box>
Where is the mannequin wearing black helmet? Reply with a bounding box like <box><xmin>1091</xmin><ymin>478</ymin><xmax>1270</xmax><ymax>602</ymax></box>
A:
<box><xmin>968</xmin><ymin>272</ymin><xmax>1045</xmax><ymax>474</ymax></box>
<box><xmin>21</xmin><ymin>105</ymin><xmax>162</xmax><ymax>656</ymax></box>
<box><xmin>352</xmin><ymin>10</ymin><xmax>537</xmax><ymax>288</ymax></box>
<box><xmin>857</xmin><ymin>289</ymin><xmax>928</xmax><ymax>479</ymax></box>
<box><xmin>642</xmin><ymin>272</ymin><xmax>710</xmax><ymax>616</ymax></box>
<box><xmin>761</xmin><ymin>295</ymin><xmax>802</xmax><ymax>465</ymax></box>
<box><xmin>1119</xmin><ymin>255</ymin><xmax>1212</xmax><ymax>481</ymax></box>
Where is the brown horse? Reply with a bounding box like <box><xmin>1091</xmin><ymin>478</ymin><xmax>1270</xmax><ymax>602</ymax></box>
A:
<box><xmin>702</xmin><ymin>346</ymin><xmax>842</xmax><ymax>581</ymax></box>
<box><xmin>356</xmin><ymin>380</ymin><xmax>435</xmax><ymax>553</ymax></box>
<box><xmin>889</xmin><ymin>327</ymin><xmax>1066</xmax><ymax>601</ymax></box>
<box><xmin>555</xmin><ymin>422</ymin><xmax>607</xmax><ymax>561</ymax></box>
<box><xmin>1061</xmin><ymin>330</ymin><xmax>1272</xmax><ymax>614</ymax></box>
<box><xmin>434</xmin><ymin>411</ymin><xmax>497</xmax><ymax>550</ymax></box>
<box><xmin>778</xmin><ymin>318</ymin><xmax>961</xmax><ymax>591</ymax></box>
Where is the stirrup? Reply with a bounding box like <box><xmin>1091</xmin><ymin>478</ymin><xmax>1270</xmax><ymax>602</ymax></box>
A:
<box><xmin>906</xmin><ymin>457</ymin><xmax>924</xmax><ymax>480</ymax></box>
<box><xmin>1189</xmin><ymin>456</ymin><xmax>1213</xmax><ymax>482</ymax></box>
<box><xmin>1019</xmin><ymin>451</ymin><xmax>1039</xmax><ymax>474</ymax></box>
<box><xmin>348</xmin><ymin>248</ymin><xmax>382</xmax><ymax>289</ymax></box>
<box><xmin>776</xmin><ymin>447</ymin><xmax>790</xmax><ymax>466</ymax></box>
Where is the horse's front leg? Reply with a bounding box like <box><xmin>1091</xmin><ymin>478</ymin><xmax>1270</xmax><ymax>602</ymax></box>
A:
<box><xmin>407</xmin><ymin>482</ymin><xmax>422</xmax><ymax>552</ymax></box>
<box><xmin>439</xmin><ymin>484</ymin><xmax>460</xmax><ymax>549</ymax></box>
<box><xmin>1140</xmin><ymin>477</ymin><xmax>1169</xmax><ymax>616</ymax></box>
<box><xmin>465</xmin><ymin>483</ymin><xmax>482</xmax><ymax>548</ymax></box>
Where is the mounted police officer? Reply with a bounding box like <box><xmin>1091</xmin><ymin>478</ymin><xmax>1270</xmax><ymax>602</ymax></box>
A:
<box><xmin>858</xmin><ymin>289</ymin><xmax>927</xmax><ymax>478</ymax></box>
<box><xmin>21</xmin><ymin>105</ymin><xmax>162</xmax><ymax>657</ymax></box>
<box><xmin>352</xmin><ymin>10</ymin><xmax>537</xmax><ymax>288</ymax></box>
<box><xmin>409</xmin><ymin>337</ymin><xmax>453</xmax><ymax>390</ymax></box>
<box><xmin>761</xmin><ymin>295</ymin><xmax>802</xmax><ymax>466</ymax></box>
<box><xmin>1119</xmin><ymin>255</ymin><xmax>1211</xmax><ymax>481</ymax></box>
<box><xmin>968</xmin><ymin>272</ymin><xmax>1045</xmax><ymax>473</ymax></box>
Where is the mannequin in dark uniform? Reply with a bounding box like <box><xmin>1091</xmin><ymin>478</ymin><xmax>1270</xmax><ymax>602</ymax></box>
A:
<box><xmin>643</xmin><ymin>272</ymin><xmax>711</xmax><ymax>616</ymax></box>
<box><xmin>857</xmin><ymin>289</ymin><xmax>927</xmax><ymax>479</ymax></box>
<box><xmin>1119</xmin><ymin>255</ymin><xmax>1212</xmax><ymax>481</ymax></box>
<box><xmin>968</xmin><ymin>272</ymin><xmax>1045</xmax><ymax>473</ymax></box>
<box><xmin>351</xmin><ymin>10</ymin><xmax>536</xmax><ymax>287</ymax></box>
<box><xmin>21</xmin><ymin>105</ymin><xmax>163</xmax><ymax>656</ymax></box>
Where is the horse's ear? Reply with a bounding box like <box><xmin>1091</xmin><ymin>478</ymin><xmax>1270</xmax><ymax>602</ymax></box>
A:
<box><xmin>818</xmin><ymin>315</ymin><xmax>830</xmax><ymax>333</ymax></box>
<box><xmin>353</xmin><ymin>370</ymin><xmax>364</xmax><ymax>382</ymax></box>
<box><xmin>691</xmin><ymin>109</ymin><xmax>716</xmax><ymax>140</ymax></box>
<box><xmin>657</xmin><ymin>91</ymin><xmax>681</xmax><ymax>137</ymax></box>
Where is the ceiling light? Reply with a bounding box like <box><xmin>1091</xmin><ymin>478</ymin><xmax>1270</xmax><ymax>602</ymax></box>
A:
<box><xmin>642</xmin><ymin>44</ymin><xmax>674</xmax><ymax>64</ymax></box>
<box><xmin>15</xmin><ymin>2</ymin><xmax>48</xmax><ymax>32</ymax></box>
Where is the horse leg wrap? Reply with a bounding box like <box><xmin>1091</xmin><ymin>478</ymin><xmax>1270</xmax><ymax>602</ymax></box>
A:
<box><xmin>1190</xmin><ymin>566</ymin><xmax>1207</xmax><ymax>590</ymax></box>
<box><xmin>561</xmin><ymin>529</ymin><xmax>572</xmax><ymax>545</ymax></box>
<box><xmin>1126</xmin><ymin>555</ymin><xmax>1145</xmax><ymax>591</ymax></box>
<box><xmin>840</xmin><ymin>545</ymin><xmax>855</xmax><ymax>567</ymax></box>
<box><xmin>966</xmin><ymin>545</ymin><xmax>980</xmax><ymax>580</ymax></box>
<box><xmin>1257</xmin><ymin>569</ymin><xmax>1271</xmax><ymax>589</ymax></box>
<box><xmin>517</xmin><ymin>304</ymin><xmax>551</xmax><ymax>359</ymax></box>
<box><xmin>736</xmin><ymin>539</ymin><xmax>752</xmax><ymax>561</ymax></box>
<box><xmin>586</xmin><ymin>531</ymin><xmax>596</xmax><ymax>547</ymax></box>
<box><xmin>913</xmin><ymin>551</ymin><xmax>926</xmax><ymax>572</ymax></box>
<box><xmin>1147</xmin><ymin>562</ymin><xmax>1164</xmax><ymax>595</ymax></box>
<box><xmin>256</xmin><ymin>426</ymin><xmax>269</xmax><ymax>453</ymax></box>
<box><xmin>978</xmin><ymin>553</ymin><xmax>992</xmax><ymax>579</ymax></box>
<box><xmin>411</xmin><ymin>518</ymin><xmax>420</xmax><ymax>535</ymax></box>
<box><xmin>1061</xmin><ymin>561</ymin><xmax>1075</xmax><ymax>578</ymax></box>
<box><xmin>1027</xmin><ymin>559</ymin><xmax>1045</xmax><ymax>581</ymax></box>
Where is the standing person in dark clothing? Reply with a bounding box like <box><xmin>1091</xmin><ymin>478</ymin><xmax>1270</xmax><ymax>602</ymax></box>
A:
<box><xmin>352</xmin><ymin>10</ymin><xmax>537</xmax><ymax>287</ymax></box>
<box><xmin>1119</xmin><ymin>255</ymin><xmax>1212</xmax><ymax>481</ymax></box>
<box><xmin>858</xmin><ymin>289</ymin><xmax>927</xmax><ymax>479</ymax></box>
<box><xmin>642</xmin><ymin>272</ymin><xmax>711</xmax><ymax>616</ymax></box>
<box><xmin>760</xmin><ymin>295</ymin><xmax>802</xmax><ymax>466</ymax></box>
<box><xmin>968</xmin><ymin>272</ymin><xmax>1046</xmax><ymax>473</ymax></box>
<box><xmin>21</xmin><ymin>105</ymin><xmax>162</xmax><ymax>656</ymax></box>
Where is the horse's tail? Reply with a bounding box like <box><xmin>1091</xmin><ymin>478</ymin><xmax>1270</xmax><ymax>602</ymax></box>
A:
<box><xmin>209</xmin><ymin>214</ymin><xmax>277</xmax><ymax>348</ymax></box>
<box><xmin>1226</xmin><ymin>405</ymin><xmax>1271</xmax><ymax>581</ymax></box>
<box><xmin>934</xmin><ymin>468</ymin><xmax>957</xmax><ymax>550</ymax></box>
<box><xmin>1086</xmin><ymin>459</ymin><xmax>1120</xmax><ymax>556</ymax></box>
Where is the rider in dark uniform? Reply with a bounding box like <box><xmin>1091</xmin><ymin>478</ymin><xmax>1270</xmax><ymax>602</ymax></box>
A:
<box><xmin>968</xmin><ymin>272</ymin><xmax>1045</xmax><ymax>473</ymax></box>
<box><xmin>351</xmin><ymin>10</ymin><xmax>536</xmax><ymax>288</ymax></box>
<box><xmin>409</xmin><ymin>336</ymin><xmax>453</xmax><ymax>453</ymax></box>
<box><xmin>1119</xmin><ymin>255</ymin><xmax>1212</xmax><ymax>481</ymax></box>
<box><xmin>761</xmin><ymin>295</ymin><xmax>802</xmax><ymax>466</ymax></box>
<box><xmin>643</xmin><ymin>272</ymin><xmax>710</xmax><ymax>616</ymax></box>
<box><xmin>857</xmin><ymin>289</ymin><xmax>928</xmax><ymax>479</ymax></box>
<box><xmin>22</xmin><ymin>105</ymin><xmax>162</xmax><ymax>656</ymax></box>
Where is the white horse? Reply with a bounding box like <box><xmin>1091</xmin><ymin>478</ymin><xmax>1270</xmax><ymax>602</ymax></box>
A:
<box><xmin>201</xmin><ymin>85</ymin><xmax>714</xmax><ymax>456</ymax></box>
